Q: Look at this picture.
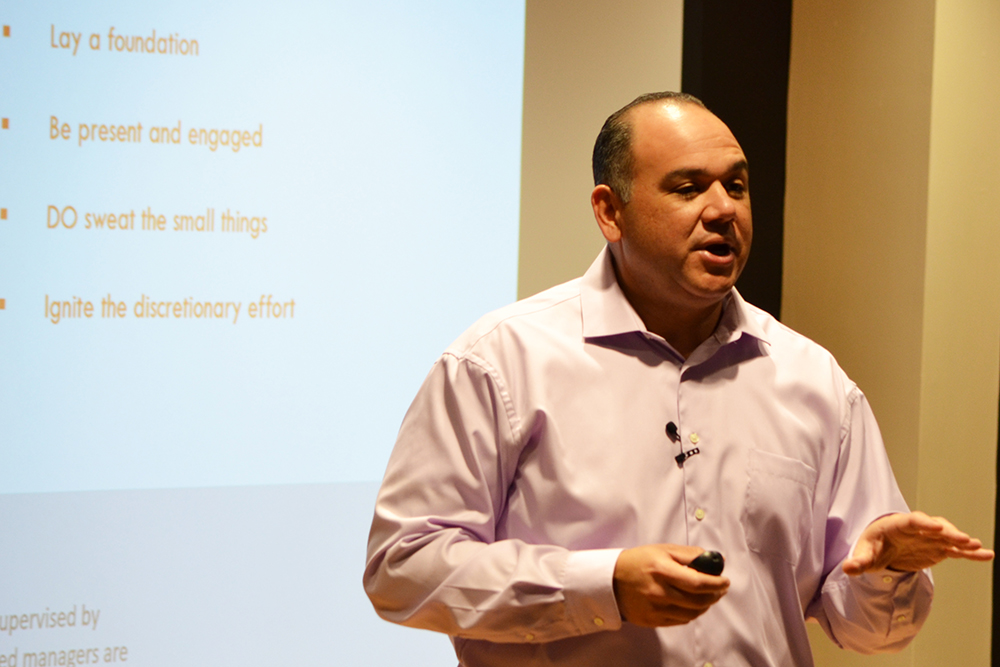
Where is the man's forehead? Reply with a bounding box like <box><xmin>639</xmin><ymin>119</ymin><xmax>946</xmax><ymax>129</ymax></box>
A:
<box><xmin>629</xmin><ymin>102</ymin><xmax>745</xmax><ymax>167</ymax></box>
<box><xmin>665</xmin><ymin>159</ymin><xmax>750</xmax><ymax>180</ymax></box>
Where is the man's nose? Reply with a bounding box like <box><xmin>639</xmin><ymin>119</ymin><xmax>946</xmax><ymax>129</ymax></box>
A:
<box><xmin>702</xmin><ymin>181</ymin><xmax>737</xmax><ymax>221</ymax></box>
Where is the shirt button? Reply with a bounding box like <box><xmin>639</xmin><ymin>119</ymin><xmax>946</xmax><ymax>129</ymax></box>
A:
<box><xmin>593</xmin><ymin>616</ymin><xmax>604</xmax><ymax>626</ymax></box>
<box><xmin>897</xmin><ymin>615</ymin><xmax>906</xmax><ymax>623</ymax></box>
<box><xmin>689</xmin><ymin>433</ymin><xmax>700</xmax><ymax>444</ymax></box>
<box><xmin>525</xmin><ymin>633</ymin><xmax>535</xmax><ymax>641</ymax></box>
<box><xmin>705</xmin><ymin>663</ymin><xmax>714</xmax><ymax>667</ymax></box>
<box><xmin>883</xmin><ymin>575</ymin><xmax>893</xmax><ymax>584</ymax></box>
<box><xmin>694</xmin><ymin>508</ymin><xmax>706</xmax><ymax>521</ymax></box>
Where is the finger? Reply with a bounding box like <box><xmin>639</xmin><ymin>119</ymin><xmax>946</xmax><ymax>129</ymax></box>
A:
<box><xmin>904</xmin><ymin>510</ymin><xmax>942</xmax><ymax>530</ymax></box>
<box><xmin>646</xmin><ymin>572</ymin><xmax>729</xmax><ymax>604</ymax></box>
<box><xmin>948</xmin><ymin>536</ymin><xmax>983</xmax><ymax>550</ymax></box>
<box><xmin>892</xmin><ymin>513</ymin><xmax>947</xmax><ymax>537</ymax></box>
<box><xmin>647</xmin><ymin>593</ymin><xmax>722</xmax><ymax>616</ymax></box>
<box><xmin>624</xmin><ymin>581</ymin><xmax>727</xmax><ymax>627</ymax></box>
<box><xmin>636</xmin><ymin>603</ymin><xmax>711</xmax><ymax>627</ymax></box>
<box><xmin>643</xmin><ymin>583</ymin><xmax>728</xmax><ymax>622</ymax></box>
<box><xmin>906</xmin><ymin>515</ymin><xmax>985</xmax><ymax>550</ymax></box>
<box><xmin>907</xmin><ymin>529</ymin><xmax>977</xmax><ymax>550</ymax></box>
<box><xmin>665</xmin><ymin>586</ymin><xmax>728</xmax><ymax>609</ymax></box>
<box><xmin>654</xmin><ymin>570</ymin><xmax>730</xmax><ymax>595</ymax></box>
<box><xmin>649</xmin><ymin>567</ymin><xmax>729</xmax><ymax>600</ymax></box>
<box><xmin>947</xmin><ymin>546</ymin><xmax>995</xmax><ymax>562</ymax></box>
<box><xmin>674</xmin><ymin>546</ymin><xmax>714</xmax><ymax>564</ymax></box>
<box><xmin>844</xmin><ymin>536</ymin><xmax>878</xmax><ymax>575</ymax></box>
<box><xmin>842</xmin><ymin>558</ymin><xmax>865</xmax><ymax>576</ymax></box>
<box><xmin>842</xmin><ymin>555</ymin><xmax>882</xmax><ymax>576</ymax></box>
<box><xmin>922</xmin><ymin>516</ymin><xmax>974</xmax><ymax>541</ymax></box>
<box><xmin>897</xmin><ymin>532</ymin><xmax>976</xmax><ymax>552</ymax></box>
<box><xmin>891</xmin><ymin>513</ymin><xmax>976</xmax><ymax>543</ymax></box>
<box><xmin>883</xmin><ymin>514</ymin><xmax>976</xmax><ymax>549</ymax></box>
<box><xmin>649</xmin><ymin>602</ymin><xmax>715</xmax><ymax>625</ymax></box>
<box><xmin>621</xmin><ymin>603</ymin><xmax>705</xmax><ymax>628</ymax></box>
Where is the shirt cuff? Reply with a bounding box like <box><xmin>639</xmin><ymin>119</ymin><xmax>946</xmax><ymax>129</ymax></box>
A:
<box><xmin>820</xmin><ymin>563</ymin><xmax>933</xmax><ymax>652</ymax></box>
<box><xmin>563</xmin><ymin>548</ymin><xmax>624</xmax><ymax>635</ymax></box>
<box><xmin>858</xmin><ymin>567</ymin><xmax>933</xmax><ymax>643</ymax></box>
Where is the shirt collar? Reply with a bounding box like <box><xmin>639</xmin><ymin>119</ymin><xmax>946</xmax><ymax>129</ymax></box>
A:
<box><xmin>580</xmin><ymin>245</ymin><xmax>770</xmax><ymax>348</ymax></box>
<box><xmin>580</xmin><ymin>245</ymin><xmax>648</xmax><ymax>339</ymax></box>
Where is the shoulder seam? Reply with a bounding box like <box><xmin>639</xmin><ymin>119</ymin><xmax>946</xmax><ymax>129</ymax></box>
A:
<box><xmin>839</xmin><ymin>384</ymin><xmax>863</xmax><ymax>442</ymax></box>
<box><xmin>453</xmin><ymin>291</ymin><xmax>580</xmax><ymax>354</ymax></box>
<box><xmin>441</xmin><ymin>350</ymin><xmax>523</xmax><ymax>450</ymax></box>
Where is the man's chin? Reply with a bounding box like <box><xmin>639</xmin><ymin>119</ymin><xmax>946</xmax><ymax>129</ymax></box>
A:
<box><xmin>688</xmin><ymin>275</ymin><xmax>739</xmax><ymax>301</ymax></box>
<box><xmin>701</xmin><ymin>263</ymin><xmax>746</xmax><ymax>290</ymax></box>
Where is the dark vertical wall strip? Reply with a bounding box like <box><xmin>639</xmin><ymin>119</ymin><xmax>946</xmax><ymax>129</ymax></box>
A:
<box><xmin>681</xmin><ymin>0</ymin><xmax>792</xmax><ymax>320</ymax></box>
<box><xmin>995</xmin><ymin>370</ymin><xmax>1000</xmax><ymax>666</ymax></box>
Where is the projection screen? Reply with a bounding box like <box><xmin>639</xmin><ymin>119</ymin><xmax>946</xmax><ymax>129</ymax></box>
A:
<box><xmin>0</xmin><ymin>1</ymin><xmax>524</xmax><ymax>664</ymax></box>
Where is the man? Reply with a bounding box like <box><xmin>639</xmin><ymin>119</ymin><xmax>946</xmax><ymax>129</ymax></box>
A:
<box><xmin>364</xmin><ymin>92</ymin><xmax>992</xmax><ymax>666</ymax></box>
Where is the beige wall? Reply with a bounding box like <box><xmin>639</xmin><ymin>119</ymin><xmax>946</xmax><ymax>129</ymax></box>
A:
<box><xmin>517</xmin><ymin>0</ymin><xmax>683</xmax><ymax>298</ymax></box>
<box><xmin>785</xmin><ymin>1</ymin><xmax>1000</xmax><ymax>666</ymax></box>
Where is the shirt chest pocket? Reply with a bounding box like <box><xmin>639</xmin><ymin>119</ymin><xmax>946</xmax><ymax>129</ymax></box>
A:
<box><xmin>740</xmin><ymin>449</ymin><xmax>818</xmax><ymax>566</ymax></box>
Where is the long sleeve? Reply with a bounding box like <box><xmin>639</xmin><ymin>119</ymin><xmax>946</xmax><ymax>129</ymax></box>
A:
<box><xmin>805</xmin><ymin>388</ymin><xmax>933</xmax><ymax>653</ymax></box>
<box><xmin>363</xmin><ymin>352</ymin><xmax>623</xmax><ymax>643</ymax></box>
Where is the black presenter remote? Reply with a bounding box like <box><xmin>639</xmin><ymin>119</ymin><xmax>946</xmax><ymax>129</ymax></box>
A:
<box><xmin>687</xmin><ymin>551</ymin><xmax>725</xmax><ymax>576</ymax></box>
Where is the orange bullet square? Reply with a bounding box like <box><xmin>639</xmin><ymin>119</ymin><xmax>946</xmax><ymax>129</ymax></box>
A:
<box><xmin>1</xmin><ymin>118</ymin><xmax>8</xmax><ymax>130</ymax></box>
<box><xmin>0</xmin><ymin>208</ymin><xmax>6</xmax><ymax>220</ymax></box>
<box><xmin>2</xmin><ymin>26</ymin><xmax>9</xmax><ymax>38</ymax></box>
<box><xmin>0</xmin><ymin>299</ymin><xmax>6</xmax><ymax>310</ymax></box>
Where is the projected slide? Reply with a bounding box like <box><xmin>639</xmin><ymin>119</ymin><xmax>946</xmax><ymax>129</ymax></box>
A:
<box><xmin>0</xmin><ymin>1</ymin><xmax>524</xmax><ymax>664</ymax></box>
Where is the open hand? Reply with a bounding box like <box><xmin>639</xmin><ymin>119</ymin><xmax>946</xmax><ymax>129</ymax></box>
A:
<box><xmin>613</xmin><ymin>544</ymin><xmax>729</xmax><ymax>627</ymax></box>
<box><xmin>843</xmin><ymin>511</ymin><xmax>994</xmax><ymax>575</ymax></box>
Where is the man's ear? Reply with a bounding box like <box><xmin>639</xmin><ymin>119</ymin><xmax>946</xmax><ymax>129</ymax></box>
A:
<box><xmin>591</xmin><ymin>184</ymin><xmax>624</xmax><ymax>244</ymax></box>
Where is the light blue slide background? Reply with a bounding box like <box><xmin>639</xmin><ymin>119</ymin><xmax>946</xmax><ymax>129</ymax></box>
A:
<box><xmin>2</xmin><ymin>483</ymin><xmax>455</xmax><ymax>664</ymax></box>
<box><xmin>0</xmin><ymin>0</ymin><xmax>523</xmax><ymax>492</ymax></box>
<box><xmin>0</xmin><ymin>1</ymin><xmax>525</xmax><ymax>664</ymax></box>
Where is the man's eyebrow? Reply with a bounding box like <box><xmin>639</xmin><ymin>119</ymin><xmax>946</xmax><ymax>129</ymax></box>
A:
<box><xmin>663</xmin><ymin>159</ymin><xmax>750</xmax><ymax>181</ymax></box>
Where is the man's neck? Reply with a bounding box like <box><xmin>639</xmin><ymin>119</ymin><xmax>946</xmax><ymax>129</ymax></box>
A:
<box><xmin>632</xmin><ymin>295</ymin><xmax>724</xmax><ymax>359</ymax></box>
<box><xmin>606</xmin><ymin>250</ymin><xmax>728</xmax><ymax>359</ymax></box>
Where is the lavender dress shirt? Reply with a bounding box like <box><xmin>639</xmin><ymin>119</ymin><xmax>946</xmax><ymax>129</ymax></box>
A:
<box><xmin>365</xmin><ymin>247</ymin><xmax>932</xmax><ymax>667</ymax></box>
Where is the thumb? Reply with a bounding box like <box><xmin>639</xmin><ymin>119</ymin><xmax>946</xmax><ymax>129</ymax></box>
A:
<box><xmin>843</xmin><ymin>538</ymin><xmax>877</xmax><ymax>576</ymax></box>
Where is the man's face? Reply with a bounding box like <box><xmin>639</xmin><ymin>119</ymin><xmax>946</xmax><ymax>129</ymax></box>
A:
<box><xmin>610</xmin><ymin>103</ymin><xmax>751</xmax><ymax>313</ymax></box>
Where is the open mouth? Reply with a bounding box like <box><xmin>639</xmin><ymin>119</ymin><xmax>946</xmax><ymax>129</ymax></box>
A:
<box><xmin>704</xmin><ymin>243</ymin><xmax>733</xmax><ymax>257</ymax></box>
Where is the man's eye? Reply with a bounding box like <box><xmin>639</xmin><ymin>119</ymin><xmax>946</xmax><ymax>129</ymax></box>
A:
<box><xmin>675</xmin><ymin>184</ymin><xmax>699</xmax><ymax>197</ymax></box>
<box><xmin>726</xmin><ymin>182</ymin><xmax>747</xmax><ymax>197</ymax></box>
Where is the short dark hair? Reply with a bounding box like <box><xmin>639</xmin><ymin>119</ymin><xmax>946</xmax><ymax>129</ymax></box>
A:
<box><xmin>592</xmin><ymin>92</ymin><xmax>706</xmax><ymax>203</ymax></box>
